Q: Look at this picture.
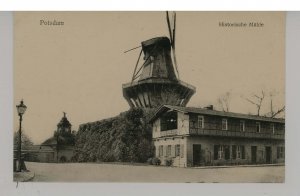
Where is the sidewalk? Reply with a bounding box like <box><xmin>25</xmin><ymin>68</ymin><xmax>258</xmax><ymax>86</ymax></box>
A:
<box><xmin>193</xmin><ymin>163</ymin><xmax>285</xmax><ymax>169</ymax></box>
<box><xmin>13</xmin><ymin>171</ymin><xmax>35</xmax><ymax>182</ymax></box>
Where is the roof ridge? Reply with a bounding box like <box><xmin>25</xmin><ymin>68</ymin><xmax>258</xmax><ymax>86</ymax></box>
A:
<box><xmin>150</xmin><ymin>105</ymin><xmax>285</xmax><ymax>123</ymax></box>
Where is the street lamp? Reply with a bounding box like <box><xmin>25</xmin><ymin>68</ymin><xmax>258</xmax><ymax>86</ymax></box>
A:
<box><xmin>16</xmin><ymin>99</ymin><xmax>27</xmax><ymax>172</ymax></box>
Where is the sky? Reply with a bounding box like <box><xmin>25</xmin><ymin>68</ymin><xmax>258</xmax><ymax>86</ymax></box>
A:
<box><xmin>14</xmin><ymin>12</ymin><xmax>285</xmax><ymax>144</ymax></box>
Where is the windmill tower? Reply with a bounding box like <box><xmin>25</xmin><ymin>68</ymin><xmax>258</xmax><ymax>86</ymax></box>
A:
<box><xmin>122</xmin><ymin>12</ymin><xmax>196</xmax><ymax>108</ymax></box>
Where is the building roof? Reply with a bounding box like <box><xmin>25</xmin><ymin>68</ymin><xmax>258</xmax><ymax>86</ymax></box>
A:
<box><xmin>13</xmin><ymin>145</ymin><xmax>55</xmax><ymax>152</ymax></box>
<box><xmin>141</xmin><ymin>36</ymin><xmax>170</xmax><ymax>48</ymax></box>
<box><xmin>149</xmin><ymin>105</ymin><xmax>285</xmax><ymax>123</ymax></box>
<box><xmin>42</xmin><ymin>137</ymin><xmax>57</xmax><ymax>145</ymax></box>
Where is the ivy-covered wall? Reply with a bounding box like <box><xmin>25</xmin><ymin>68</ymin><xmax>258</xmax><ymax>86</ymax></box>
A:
<box><xmin>73</xmin><ymin>108</ymin><xmax>155</xmax><ymax>163</ymax></box>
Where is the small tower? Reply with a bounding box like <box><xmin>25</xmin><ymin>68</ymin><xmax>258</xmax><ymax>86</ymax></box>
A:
<box><xmin>57</xmin><ymin>112</ymin><xmax>72</xmax><ymax>133</ymax></box>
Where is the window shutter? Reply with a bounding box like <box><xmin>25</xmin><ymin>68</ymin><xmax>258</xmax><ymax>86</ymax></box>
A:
<box><xmin>171</xmin><ymin>145</ymin><xmax>176</xmax><ymax>157</ymax></box>
<box><xmin>214</xmin><ymin>145</ymin><xmax>219</xmax><ymax>160</ymax></box>
<box><xmin>180</xmin><ymin>145</ymin><xmax>184</xmax><ymax>158</ymax></box>
<box><xmin>225</xmin><ymin>145</ymin><xmax>230</xmax><ymax>160</ymax></box>
<box><xmin>241</xmin><ymin>146</ymin><xmax>245</xmax><ymax>159</ymax></box>
<box><xmin>232</xmin><ymin>145</ymin><xmax>236</xmax><ymax>159</ymax></box>
<box><xmin>175</xmin><ymin>145</ymin><xmax>180</xmax><ymax>157</ymax></box>
<box><xmin>159</xmin><ymin>146</ymin><xmax>163</xmax><ymax>157</ymax></box>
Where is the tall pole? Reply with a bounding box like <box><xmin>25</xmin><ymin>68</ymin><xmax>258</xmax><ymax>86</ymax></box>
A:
<box><xmin>18</xmin><ymin>114</ymin><xmax>22</xmax><ymax>172</ymax></box>
<box><xmin>56</xmin><ymin>133</ymin><xmax>59</xmax><ymax>163</ymax></box>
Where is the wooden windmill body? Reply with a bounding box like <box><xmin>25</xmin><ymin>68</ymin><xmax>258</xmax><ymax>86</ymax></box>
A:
<box><xmin>122</xmin><ymin>12</ymin><xmax>196</xmax><ymax>108</ymax></box>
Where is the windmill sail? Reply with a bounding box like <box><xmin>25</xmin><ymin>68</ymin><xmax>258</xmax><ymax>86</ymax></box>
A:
<box><xmin>166</xmin><ymin>11</ymin><xmax>180</xmax><ymax>79</ymax></box>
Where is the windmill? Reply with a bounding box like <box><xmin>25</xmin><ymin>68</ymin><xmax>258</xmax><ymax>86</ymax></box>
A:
<box><xmin>122</xmin><ymin>12</ymin><xmax>196</xmax><ymax>108</ymax></box>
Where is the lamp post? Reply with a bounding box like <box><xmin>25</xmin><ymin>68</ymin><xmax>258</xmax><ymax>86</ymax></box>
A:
<box><xmin>16</xmin><ymin>99</ymin><xmax>27</xmax><ymax>172</ymax></box>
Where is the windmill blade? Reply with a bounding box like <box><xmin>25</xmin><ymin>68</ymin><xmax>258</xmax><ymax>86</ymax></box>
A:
<box><xmin>131</xmin><ymin>49</ymin><xmax>143</xmax><ymax>82</ymax></box>
<box><xmin>166</xmin><ymin>11</ymin><xmax>180</xmax><ymax>79</ymax></box>
<box><xmin>172</xmin><ymin>12</ymin><xmax>176</xmax><ymax>48</ymax></box>
<box><xmin>172</xmin><ymin>12</ymin><xmax>180</xmax><ymax>78</ymax></box>
<box><xmin>172</xmin><ymin>44</ymin><xmax>180</xmax><ymax>79</ymax></box>
<box><xmin>166</xmin><ymin>11</ymin><xmax>174</xmax><ymax>44</ymax></box>
<box><xmin>124</xmin><ymin>45</ymin><xmax>142</xmax><ymax>53</ymax></box>
<box><xmin>166</xmin><ymin>11</ymin><xmax>176</xmax><ymax>47</ymax></box>
<box><xmin>172</xmin><ymin>12</ymin><xmax>179</xmax><ymax>79</ymax></box>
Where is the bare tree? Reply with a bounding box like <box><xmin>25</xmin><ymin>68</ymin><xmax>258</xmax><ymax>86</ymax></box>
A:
<box><xmin>243</xmin><ymin>90</ymin><xmax>285</xmax><ymax>118</ymax></box>
<box><xmin>14</xmin><ymin>131</ymin><xmax>34</xmax><ymax>149</ymax></box>
<box><xmin>217</xmin><ymin>92</ymin><xmax>231</xmax><ymax>112</ymax></box>
<box><xmin>244</xmin><ymin>90</ymin><xmax>265</xmax><ymax>116</ymax></box>
<box><xmin>267</xmin><ymin>91</ymin><xmax>285</xmax><ymax>118</ymax></box>
<box><xmin>271</xmin><ymin>106</ymin><xmax>285</xmax><ymax>118</ymax></box>
<box><xmin>270</xmin><ymin>91</ymin><xmax>285</xmax><ymax>118</ymax></box>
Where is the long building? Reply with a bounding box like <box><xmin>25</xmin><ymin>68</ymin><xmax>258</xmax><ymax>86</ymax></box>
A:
<box><xmin>149</xmin><ymin>105</ymin><xmax>285</xmax><ymax>167</ymax></box>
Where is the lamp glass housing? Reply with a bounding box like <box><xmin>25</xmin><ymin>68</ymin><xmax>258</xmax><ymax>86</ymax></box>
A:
<box><xmin>16</xmin><ymin>101</ymin><xmax>27</xmax><ymax>115</ymax></box>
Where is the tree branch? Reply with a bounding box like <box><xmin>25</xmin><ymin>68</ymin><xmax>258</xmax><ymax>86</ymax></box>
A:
<box><xmin>271</xmin><ymin>106</ymin><xmax>285</xmax><ymax>118</ymax></box>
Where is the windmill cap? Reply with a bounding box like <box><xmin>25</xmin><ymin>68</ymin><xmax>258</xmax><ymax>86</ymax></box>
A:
<box><xmin>141</xmin><ymin>37</ymin><xmax>171</xmax><ymax>49</ymax></box>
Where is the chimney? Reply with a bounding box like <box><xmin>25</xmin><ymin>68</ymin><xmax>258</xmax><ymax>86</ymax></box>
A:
<box><xmin>204</xmin><ymin>105</ymin><xmax>213</xmax><ymax>110</ymax></box>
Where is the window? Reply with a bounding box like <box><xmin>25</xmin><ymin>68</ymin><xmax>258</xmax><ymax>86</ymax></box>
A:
<box><xmin>159</xmin><ymin>145</ymin><xmax>163</xmax><ymax>157</ymax></box>
<box><xmin>166</xmin><ymin>145</ymin><xmax>171</xmax><ymax>156</ymax></box>
<box><xmin>240</xmin><ymin>120</ymin><xmax>245</xmax><ymax>132</ymax></box>
<box><xmin>214</xmin><ymin>145</ymin><xmax>230</xmax><ymax>160</ymax></box>
<box><xmin>256</xmin><ymin>122</ymin><xmax>261</xmax><ymax>133</ymax></box>
<box><xmin>237</xmin><ymin>146</ymin><xmax>241</xmax><ymax>159</ymax></box>
<box><xmin>160</xmin><ymin>111</ymin><xmax>178</xmax><ymax>131</ymax></box>
<box><xmin>222</xmin><ymin>119</ymin><xmax>228</xmax><ymax>130</ymax></box>
<box><xmin>198</xmin><ymin>116</ymin><xmax>204</xmax><ymax>129</ymax></box>
<box><xmin>271</xmin><ymin>123</ymin><xmax>275</xmax><ymax>134</ymax></box>
<box><xmin>218</xmin><ymin>146</ymin><xmax>223</xmax><ymax>159</ymax></box>
<box><xmin>277</xmin><ymin>146</ymin><xmax>284</xmax><ymax>159</ymax></box>
<box><xmin>217</xmin><ymin>145</ymin><xmax>224</xmax><ymax>159</ymax></box>
<box><xmin>175</xmin><ymin>144</ymin><xmax>180</xmax><ymax>157</ymax></box>
<box><xmin>233</xmin><ymin>145</ymin><xmax>245</xmax><ymax>159</ymax></box>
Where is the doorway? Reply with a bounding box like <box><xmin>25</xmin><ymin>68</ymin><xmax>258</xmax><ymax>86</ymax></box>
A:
<box><xmin>265</xmin><ymin>146</ymin><xmax>272</xmax><ymax>164</ymax></box>
<box><xmin>251</xmin><ymin>146</ymin><xmax>257</xmax><ymax>164</ymax></box>
<box><xmin>193</xmin><ymin>144</ymin><xmax>201</xmax><ymax>166</ymax></box>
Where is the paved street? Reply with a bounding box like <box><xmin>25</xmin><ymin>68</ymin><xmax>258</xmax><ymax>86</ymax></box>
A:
<box><xmin>26</xmin><ymin>162</ymin><xmax>284</xmax><ymax>183</ymax></box>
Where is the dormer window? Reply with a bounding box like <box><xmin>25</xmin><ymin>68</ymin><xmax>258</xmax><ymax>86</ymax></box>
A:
<box><xmin>222</xmin><ymin>119</ymin><xmax>228</xmax><ymax>130</ymax></box>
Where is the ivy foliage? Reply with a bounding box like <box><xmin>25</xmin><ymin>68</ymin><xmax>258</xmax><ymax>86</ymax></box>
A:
<box><xmin>73</xmin><ymin>108</ymin><xmax>155</xmax><ymax>163</ymax></box>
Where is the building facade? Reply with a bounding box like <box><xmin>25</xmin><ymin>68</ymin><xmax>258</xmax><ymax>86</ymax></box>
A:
<box><xmin>150</xmin><ymin>105</ymin><xmax>285</xmax><ymax>167</ymax></box>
